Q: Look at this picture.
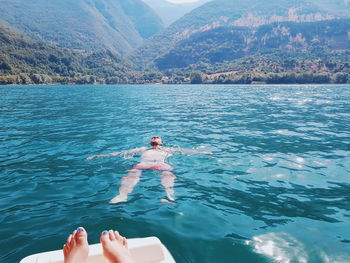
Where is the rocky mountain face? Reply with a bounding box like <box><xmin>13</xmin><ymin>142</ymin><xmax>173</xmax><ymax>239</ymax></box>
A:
<box><xmin>155</xmin><ymin>19</ymin><xmax>350</xmax><ymax>70</ymax></box>
<box><xmin>0</xmin><ymin>0</ymin><xmax>164</xmax><ymax>54</ymax></box>
<box><xmin>132</xmin><ymin>0</ymin><xmax>350</xmax><ymax>69</ymax></box>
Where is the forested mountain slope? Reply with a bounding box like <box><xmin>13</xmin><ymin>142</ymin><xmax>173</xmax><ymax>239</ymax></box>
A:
<box><xmin>0</xmin><ymin>0</ymin><xmax>163</xmax><ymax>54</ymax></box>
<box><xmin>155</xmin><ymin>19</ymin><xmax>350</xmax><ymax>70</ymax></box>
<box><xmin>1</xmin><ymin>0</ymin><xmax>349</xmax><ymax>85</ymax></box>
<box><xmin>0</xmin><ymin>23</ymin><xmax>137</xmax><ymax>84</ymax></box>
<box><xmin>132</xmin><ymin>0</ymin><xmax>350</xmax><ymax>68</ymax></box>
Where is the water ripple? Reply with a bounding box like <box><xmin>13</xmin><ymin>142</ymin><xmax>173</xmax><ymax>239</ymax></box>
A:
<box><xmin>1</xmin><ymin>85</ymin><xmax>350</xmax><ymax>263</ymax></box>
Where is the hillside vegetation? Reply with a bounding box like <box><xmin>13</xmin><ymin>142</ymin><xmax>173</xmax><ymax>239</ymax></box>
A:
<box><xmin>0</xmin><ymin>0</ymin><xmax>349</xmax><ymax>85</ymax></box>
<box><xmin>165</xmin><ymin>50</ymin><xmax>350</xmax><ymax>84</ymax></box>
<box><xmin>132</xmin><ymin>0</ymin><xmax>350</xmax><ymax>67</ymax></box>
<box><xmin>0</xmin><ymin>24</ymin><xmax>153</xmax><ymax>85</ymax></box>
<box><xmin>0</xmin><ymin>0</ymin><xmax>163</xmax><ymax>54</ymax></box>
<box><xmin>155</xmin><ymin>19</ymin><xmax>350</xmax><ymax>69</ymax></box>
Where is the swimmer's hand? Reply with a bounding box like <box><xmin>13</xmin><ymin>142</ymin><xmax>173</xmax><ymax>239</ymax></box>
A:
<box><xmin>202</xmin><ymin>151</ymin><xmax>213</xmax><ymax>155</ymax></box>
<box><xmin>86</xmin><ymin>154</ymin><xmax>107</xmax><ymax>160</ymax></box>
<box><xmin>87</xmin><ymin>153</ymin><xmax>120</xmax><ymax>160</ymax></box>
<box><xmin>86</xmin><ymin>155</ymin><xmax>97</xmax><ymax>160</ymax></box>
<box><xmin>174</xmin><ymin>148</ymin><xmax>213</xmax><ymax>155</ymax></box>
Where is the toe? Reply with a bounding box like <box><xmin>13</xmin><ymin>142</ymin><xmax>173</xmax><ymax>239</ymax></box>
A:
<box><xmin>66</xmin><ymin>234</ymin><xmax>73</xmax><ymax>245</ymax></box>
<box><xmin>100</xmin><ymin>230</ymin><xmax>109</xmax><ymax>244</ymax></box>
<box><xmin>114</xmin><ymin>231</ymin><xmax>123</xmax><ymax>243</ymax></box>
<box><xmin>70</xmin><ymin>230</ymin><xmax>77</xmax><ymax>245</ymax></box>
<box><xmin>75</xmin><ymin>227</ymin><xmax>88</xmax><ymax>245</ymax></box>
<box><xmin>123</xmin><ymin>237</ymin><xmax>128</xmax><ymax>248</ymax></box>
<box><xmin>63</xmin><ymin>245</ymin><xmax>68</xmax><ymax>258</ymax></box>
<box><xmin>66</xmin><ymin>233</ymin><xmax>75</xmax><ymax>249</ymax></box>
<box><xmin>109</xmin><ymin>230</ymin><xmax>116</xmax><ymax>241</ymax></box>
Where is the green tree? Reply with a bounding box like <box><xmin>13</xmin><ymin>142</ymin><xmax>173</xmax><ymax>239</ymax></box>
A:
<box><xmin>334</xmin><ymin>73</ymin><xmax>348</xmax><ymax>84</ymax></box>
<box><xmin>190</xmin><ymin>72</ymin><xmax>204</xmax><ymax>84</ymax></box>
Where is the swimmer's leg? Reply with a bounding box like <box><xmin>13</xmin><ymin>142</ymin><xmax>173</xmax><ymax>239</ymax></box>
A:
<box><xmin>63</xmin><ymin>227</ymin><xmax>89</xmax><ymax>263</ymax></box>
<box><xmin>160</xmin><ymin>171</ymin><xmax>176</xmax><ymax>201</ymax></box>
<box><xmin>110</xmin><ymin>169</ymin><xmax>142</xmax><ymax>204</ymax></box>
<box><xmin>100</xmin><ymin>230</ymin><xmax>134</xmax><ymax>263</ymax></box>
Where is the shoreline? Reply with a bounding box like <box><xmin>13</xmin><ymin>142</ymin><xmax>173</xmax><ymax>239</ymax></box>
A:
<box><xmin>1</xmin><ymin>83</ymin><xmax>349</xmax><ymax>87</ymax></box>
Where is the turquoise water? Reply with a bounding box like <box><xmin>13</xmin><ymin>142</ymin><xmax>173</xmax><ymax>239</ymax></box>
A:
<box><xmin>1</xmin><ymin>84</ymin><xmax>350</xmax><ymax>263</ymax></box>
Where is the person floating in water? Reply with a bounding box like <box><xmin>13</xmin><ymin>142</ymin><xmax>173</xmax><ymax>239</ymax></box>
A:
<box><xmin>63</xmin><ymin>227</ymin><xmax>134</xmax><ymax>263</ymax></box>
<box><xmin>87</xmin><ymin>136</ymin><xmax>212</xmax><ymax>203</ymax></box>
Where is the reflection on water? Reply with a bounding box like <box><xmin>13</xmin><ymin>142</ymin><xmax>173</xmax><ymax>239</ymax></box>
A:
<box><xmin>0</xmin><ymin>85</ymin><xmax>350</xmax><ymax>263</ymax></box>
<box><xmin>248</xmin><ymin>232</ymin><xmax>308</xmax><ymax>263</ymax></box>
<box><xmin>249</xmin><ymin>232</ymin><xmax>350</xmax><ymax>263</ymax></box>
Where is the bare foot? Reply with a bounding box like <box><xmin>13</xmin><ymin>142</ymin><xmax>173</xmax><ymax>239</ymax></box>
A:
<box><xmin>109</xmin><ymin>195</ymin><xmax>128</xmax><ymax>204</ymax></box>
<box><xmin>160</xmin><ymin>198</ymin><xmax>175</xmax><ymax>204</ymax></box>
<box><xmin>166</xmin><ymin>189</ymin><xmax>175</xmax><ymax>202</ymax></box>
<box><xmin>161</xmin><ymin>172</ymin><xmax>176</xmax><ymax>202</ymax></box>
<box><xmin>100</xmin><ymin>230</ymin><xmax>134</xmax><ymax>263</ymax></box>
<box><xmin>63</xmin><ymin>227</ymin><xmax>89</xmax><ymax>263</ymax></box>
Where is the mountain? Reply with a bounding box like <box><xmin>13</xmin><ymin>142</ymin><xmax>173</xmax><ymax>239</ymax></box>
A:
<box><xmin>0</xmin><ymin>0</ymin><xmax>164</xmax><ymax>55</ymax></box>
<box><xmin>155</xmin><ymin>19</ymin><xmax>350</xmax><ymax>70</ymax></box>
<box><xmin>132</xmin><ymin>0</ymin><xmax>350</xmax><ymax>68</ymax></box>
<box><xmin>0</xmin><ymin>23</ymin><xmax>139</xmax><ymax>85</ymax></box>
<box><xmin>1</xmin><ymin>19</ymin><xmax>348</xmax><ymax>85</ymax></box>
<box><xmin>1</xmin><ymin>0</ymin><xmax>349</xmax><ymax>85</ymax></box>
<box><xmin>142</xmin><ymin>0</ymin><xmax>210</xmax><ymax>26</ymax></box>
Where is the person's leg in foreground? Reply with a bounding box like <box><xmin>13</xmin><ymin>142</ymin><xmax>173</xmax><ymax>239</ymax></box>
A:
<box><xmin>63</xmin><ymin>227</ymin><xmax>89</xmax><ymax>263</ymax></box>
<box><xmin>161</xmin><ymin>171</ymin><xmax>176</xmax><ymax>201</ymax></box>
<box><xmin>63</xmin><ymin>227</ymin><xmax>134</xmax><ymax>263</ymax></box>
<box><xmin>110</xmin><ymin>169</ymin><xmax>142</xmax><ymax>204</ymax></box>
<box><xmin>100</xmin><ymin>230</ymin><xmax>134</xmax><ymax>263</ymax></box>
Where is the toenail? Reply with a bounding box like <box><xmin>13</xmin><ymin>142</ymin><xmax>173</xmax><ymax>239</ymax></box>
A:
<box><xmin>103</xmin><ymin>231</ymin><xmax>108</xmax><ymax>235</ymax></box>
<box><xmin>77</xmin><ymin>227</ymin><xmax>83</xmax><ymax>232</ymax></box>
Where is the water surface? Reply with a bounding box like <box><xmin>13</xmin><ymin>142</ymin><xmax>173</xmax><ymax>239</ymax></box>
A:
<box><xmin>1</xmin><ymin>85</ymin><xmax>350</xmax><ymax>263</ymax></box>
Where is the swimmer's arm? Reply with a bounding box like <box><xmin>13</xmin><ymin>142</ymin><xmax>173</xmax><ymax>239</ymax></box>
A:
<box><xmin>87</xmin><ymin>147</ymin><xmax>147</xmax><ymax>160</ymax></box>
<box><xmin>165</xmin><ymin>147</ymin><xmax>213</xmax><ymax>155</ymax></box>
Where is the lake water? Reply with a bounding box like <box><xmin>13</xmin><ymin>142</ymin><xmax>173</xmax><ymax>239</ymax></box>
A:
<box><xmin>1</xmin><ymin>84</ymin><xmax>350</xmax><ymax>263</ymax></box>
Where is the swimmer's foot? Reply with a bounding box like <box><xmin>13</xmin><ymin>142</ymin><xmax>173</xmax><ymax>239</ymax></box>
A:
<box><xmin>167</xmin><ymin>194</ymin><xmax>175</xmax><ymax>202</ymax></box>
<box><xmin>165</xmin><ymin>188</ymin><xmax>175</xmax><ymax>202</ymax></box>
<box><xmin>63</xmin><ymin>227</ymin><xmax>89</xmax><ymax>263</ymax></box>
<box><xmin>109</xmin><ymin>195</ymin><xmax>128</xmax><ymax>204</ymax></box>
<box><xmin>100</xmin><ymin>230</ymin><xmax>134</xmax><ymax>263</ymax></box>
<box><xmin>160</xmin><ymin>198</ymin><xmax>175</xmax><ymax>204</ymax></box>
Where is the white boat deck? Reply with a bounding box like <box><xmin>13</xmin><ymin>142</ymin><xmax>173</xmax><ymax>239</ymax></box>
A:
<box><xmin>20</xmin><ymin>237</ymin><xmax>175</xmax><ymax>263</ymax></box>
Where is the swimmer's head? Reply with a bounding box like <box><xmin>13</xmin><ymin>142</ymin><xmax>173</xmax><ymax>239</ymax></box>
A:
<box><xmin>150</xmin><ymin>136</ymin><xmax>163</xmax><ymax>146</ymax></box>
